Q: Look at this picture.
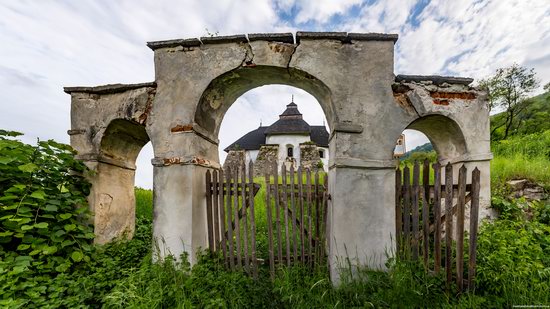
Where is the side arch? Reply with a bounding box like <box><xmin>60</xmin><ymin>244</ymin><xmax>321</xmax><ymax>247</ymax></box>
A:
<box><xmin>92</xmin><ymin>118</ymin><xmax>151</xmax><ymax>244</ymax></box>
<box><xmin>406</xmin><ymin>114</ymin><xmax>467</xmax><ymax>161</ymax></box>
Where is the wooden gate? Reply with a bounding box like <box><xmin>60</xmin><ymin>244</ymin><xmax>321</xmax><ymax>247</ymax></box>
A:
<box><xmin>263</xmin><ymin>162</ymin><xmax>329</xmax><ymax>277</ymax></box>
<box><xmin>205</xmin><ymin>161</ymin><xmax>329</xmax><ymax>278</ymax></box>
<box><xmin>395</xmin><ymin>160</ymin><xmax>481</xmax><ymax>293</ymax></box>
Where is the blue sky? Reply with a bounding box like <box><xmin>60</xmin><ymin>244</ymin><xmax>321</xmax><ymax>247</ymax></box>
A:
<box><xmin>1</xmin><ymin>0</ymin><xmax>549</xmax><ymax>188</ymax></box>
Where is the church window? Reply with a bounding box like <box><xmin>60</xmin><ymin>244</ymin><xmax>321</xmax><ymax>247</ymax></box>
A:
<box><xmin>287</xmin><ymin>146</ymin><xmax>293</xmax><ymax>157</ymax></box>
<box><xmin>319</xmin><ymin>149</ymin><xmax>324</xmax><ymax>158</ymax></box>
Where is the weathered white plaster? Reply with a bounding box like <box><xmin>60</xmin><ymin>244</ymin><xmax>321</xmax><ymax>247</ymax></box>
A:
<box><xmin>65</xmin><ymin>32</ymin><xmax>491</xmax><ymax>284</ymax></box>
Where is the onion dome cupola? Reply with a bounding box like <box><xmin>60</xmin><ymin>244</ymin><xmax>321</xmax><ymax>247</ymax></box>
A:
<box><xmin>265</xmin><ymin>97</ymin><xmax>311</xmax><ymax>135</ymax></box>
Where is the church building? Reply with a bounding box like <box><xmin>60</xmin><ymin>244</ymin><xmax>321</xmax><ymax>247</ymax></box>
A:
<box><xmin>223</xmin><ymin>99</ymin><xmax>329</xmax><ymax>175</ymax></box>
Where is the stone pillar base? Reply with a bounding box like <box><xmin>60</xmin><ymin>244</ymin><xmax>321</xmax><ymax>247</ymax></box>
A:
<box><xmin>328</xmin><ymin>167</ymin><xmax>396</xmax><ymax>284</ymax></box>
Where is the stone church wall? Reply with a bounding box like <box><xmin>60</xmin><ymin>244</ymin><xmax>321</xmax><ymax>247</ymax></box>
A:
<box><xmin>223</xmin><ymin>149</ymin><xmax>246</xmax><ymax>173</ymax></box>
<box><xmin>299</xmin><ymin>143</ymin><xmax>322</xmax><ymax>171</ymax></box>
<box><xmin>253</xmin><ymin>144</ymin><xmax>279</xmax><ymax>177</ymax></box>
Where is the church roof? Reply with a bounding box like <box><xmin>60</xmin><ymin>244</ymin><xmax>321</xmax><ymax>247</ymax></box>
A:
<box><xmin>224</xmin><ymin>126</ymin><xmax>268</xmax><ymax>152</ymax></box>
<box><xmin>310</xmin><ymin>126</ymin><xmax>329</xmax><ymax>147</ymax></box>
<box><xmin>224</xmin><ymin>100</ymin><xmax>329</xmax><ymax>152</ymax></box>
<box><xmin>265</xmin><ymin>101</ymin><xmax>311</xmax><ymax>135</ymax></box>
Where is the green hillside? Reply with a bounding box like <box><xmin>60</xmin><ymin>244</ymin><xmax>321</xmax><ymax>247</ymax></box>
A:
<box><xmin>490</xmin><ymin>90</ymin><xmax>550</xmax><ymax>140</ymax></box>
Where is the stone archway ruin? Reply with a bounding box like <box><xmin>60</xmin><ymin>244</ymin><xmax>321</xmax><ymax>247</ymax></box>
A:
<box><xmin>64</xmin><ymin>32</ymin><xmax>492</xmax><ymax>282</ymax></box>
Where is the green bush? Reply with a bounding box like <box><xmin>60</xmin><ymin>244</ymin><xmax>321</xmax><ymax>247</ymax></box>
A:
<box><xmin>0</xmin><ymin>130</ymin><xmax>95</xmax><ymax>307</ymax></box>
<box><xmin>476</xmin><ymin>218</ymin><xmax>550</xmax><ymax>306</ymax></box>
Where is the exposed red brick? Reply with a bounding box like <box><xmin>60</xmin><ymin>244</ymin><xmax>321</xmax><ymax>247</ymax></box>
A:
<box><xmin>163</xmin><ymin>157</ymin><xmax>180</xmax><ymax>165</ymax></box>
<box><xmin>430</xmin><ymin>92</ymin><xmax>476</xmax><ymax>100</ymax></box>
<box><xmin>171</xmin><ymin>124</ymin><xmax>194</xmax><ymax>133</ymax></box>
<box><xmin>193</xmin><ymin>157</ymin><xmax>207</xmax><ymax>165</ymax></box>
<box><xmin>433</xmin><ymin>99</ymin><xmax>450</xmax><ymax>105</ymax></box>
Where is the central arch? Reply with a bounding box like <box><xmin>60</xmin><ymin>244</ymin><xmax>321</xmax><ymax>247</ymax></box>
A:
<box><xmin>195</xmin><ymin>65</ymin><xmax>337</xmax><ymax>140</ymax></box>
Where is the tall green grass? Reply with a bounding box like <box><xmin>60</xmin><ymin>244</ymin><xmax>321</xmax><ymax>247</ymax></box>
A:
<box><xmin>135</xmin><ymin>187</ymin><xmax>153</xmax><ymax>220</ymax></box>
<box><xmin>491</xmin><ymin>130</ymin><xmax>550</xmax><ymax>186</ymax></box>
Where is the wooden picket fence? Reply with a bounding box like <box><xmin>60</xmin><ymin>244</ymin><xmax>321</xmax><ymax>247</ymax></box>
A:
<box><xmin>263</xmin><ymin>162</ymin><xmax>329</xmax><ymax>277</ymax></box>
<box><xmin>205</xmin><ymin>161</ymin><xmax>260</xmax><ymax>277</ymax></box>
<box><xmin>205</xmin><ymin>161</ymin><xmax>329</xmax><ymax>278</ymax></box>
<box><xmin>395</xmin><ymin>160</ymin><xmax>481</xmax><ymax>293</ymax></box>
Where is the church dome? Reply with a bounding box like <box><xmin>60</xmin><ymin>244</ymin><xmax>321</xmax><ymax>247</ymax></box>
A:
<box><xmin>265</xmin><ymin>101</ymin><xmax>310</xmax><ymax>135</ymax></box>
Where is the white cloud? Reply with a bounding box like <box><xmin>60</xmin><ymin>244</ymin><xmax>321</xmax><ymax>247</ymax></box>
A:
<box><xmin>1</xmin><ymin>0</ymin><xmax>548</xmax><ymax>188</ymax></box>
<box><xmin>275</xmin><ymin>0</ymin><xmax>363</xmax><ymax>24</ymax></box>
<box><xmin>403</xmin><ymin>129</ymin><xmax>430</xmax><ymax>152</ymax></box>
<box><xmin>397</xmin><ymin>0</ymin><xmax>550</xmax><ymax>82</ymax></box>
<box><xmin>345</xmin><ymin>0</ymin><xmax>419</xmax><ymax>33</ymax></box>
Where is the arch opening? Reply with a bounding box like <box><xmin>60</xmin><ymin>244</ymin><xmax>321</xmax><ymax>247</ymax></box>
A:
<box><xmin>405</xmin><ymin>115</ymin><xmax>467</xmax><ymax>162</ymax></box>
<box><xmin>95</xmin><ymin>118</ymin><xmax>152</xmax><ymax>243</ymax></box>
<box><xmin>218</xmin><ymin>84</ymin><xmax>330</xmax><ymax>175</ymax></box>
<box><xmin>195</xmin><ymin>66</ymin><xmax>336</xmax><ymax>139</ymax></box>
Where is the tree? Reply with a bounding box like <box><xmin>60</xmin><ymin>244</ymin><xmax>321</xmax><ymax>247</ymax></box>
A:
<box><xmin>544</xmin><ymin>82</ymin><xmax>550</xmax><ymax>92</ymax></box>
<box><xmin>478</xmin><ymin>64</ymin><xmax>540</xmax><ymax>139</ymax></box>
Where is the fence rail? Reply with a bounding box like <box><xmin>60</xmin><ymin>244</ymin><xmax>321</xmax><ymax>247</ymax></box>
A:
<box><xmin>396</xmin><ymin>160</ymin><xmax>480</xmax><ymax>293</ymax></box>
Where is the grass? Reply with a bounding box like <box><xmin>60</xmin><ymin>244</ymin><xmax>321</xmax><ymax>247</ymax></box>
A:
<box><xmin>490</xmin><ymin>130</ymin><xmax>550</xmax><ymax>186</ymax></box>
<box><xmin>123</xmin><ymin>131</ymin><xmax>550</xmax><ymax>308</ymax></box>
<box><xmin>491</xmin><ymin>155</ymin><xmax>549</xmax><ymax>185</ymax></box>
<box><xmin>135</xmin><ymin>187</ymin><xmax>153</xmax><ymax>220</ymax></box>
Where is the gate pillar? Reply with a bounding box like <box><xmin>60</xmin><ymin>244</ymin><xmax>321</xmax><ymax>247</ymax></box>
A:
<box><xmin>150</xmin><ymin>131</ymin><xmax>220</xmax><ymax>265</ymax></box>
<box><xmin>152</xmin><ymin>163</ymin><xmax>212</xmax><ymax>264</ymax></box>
<box><xmin>328</xmin><ymin>165</ymin><xmax>396</xmax><ymax>283</ymax></box>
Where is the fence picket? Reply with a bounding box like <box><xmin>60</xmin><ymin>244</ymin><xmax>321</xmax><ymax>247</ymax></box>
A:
<box><xmin>456</xmin><ymin>165</ymin><xmax>467</xmax><ymax>292</ymax></box>
<box><xmin>321</xmin><ymin>173</ymin><xmax>329</xmax><ymax>265</ymax></box>
<box><xmin>468</xmin><ymin>168</ymin><xmax>481</xmax><ymax>290</ymax></box>
<box><xmin>265</xmin><ymin>163</ymin><xmax>275</xmax><ymax>277</ymax></box>
<box><xmin>212</xmin><ymin>170</ymin><xmax>220</xmax><ymax>252</ymax></box>
<box><xmin>274</xmin><ymin>162</ymin><xmax>283</xmax><ymax>265</ymax></box>
<box><xmin>219</xmin><ymin>170</ymin><xmax>227</xmax><ymax>265</ymax></box>
<box><xmin>241</xmin><ymin>164</ymin><xmax>249</xmax><ymax>273</ymax></box>
<box><xmin>412</xmin><ymin>162</ymin><xmax>420</xmax><ymax>260</ymax></box>
<box><xmin>314</xmin><ymin>171</ymin><xmax>320</xmax><ymax>265</ymax></box>
<box><xmin>233</xmin><ymin>168</ymin><xmax>242</xmax><ymax>269</ymax></box>
<box><xmin>282</xmin><ymin>165</ymin><xmax>291</xmax><ymax>266</ymax></box>
<box><xmin>392</xmin><ymin>162</ymin><xmax>481</xmax><ymax>293</ymax></box>
<box><xmin>306</xmin><ymin>168</ymin><xmax>313</xmax><ymax>267</ymax></box>
<box><xmin>432</xmin><ymin>163</ymin><xmax>442</xmax><ymax>273</ymax></box>
<box><xmin>403</xmin><ymin>166</ymin><xmax>411</xmax><ymax>251</ymax></box>
<box><xmin>290</xmin><ymin>166</ymin><xmax>298</xmax><ymax>263</ymax></box>
<box><xmin>422</xmin><ymin>159</ymin><xmax>430</xmax><ymax>268</ymax></box>
<box><xmin>205</xmin><ymin>164</ymin><xmax>330</xmax><ymax>278</ymax></box>
<box><xmin>444</xmin><ymin>162</ymin><xmax>454</xmax><ymax>289</ymax></box>
<box><xmin>226</xmin><ymin>168</ymin><xmax>235</xmax><ymax>270</ymax></box>
<box><xmin>298</xmin><ymin>167</ymin><xmax>305</xmax><ymax>264</ymax></box>
<box><xmin>248</xmin><ymin>161</ymin><xmax>257</xmax><ymax>278</ymax></box>
<box><xmin>206</xmin><ymin>170</ymin><xmax>214</xmax><ymax>252</ymax></box>
<box><xmin>395</xmin><ymin>167</ymin><xmax>402</xmax><ymax>255</ymax></box>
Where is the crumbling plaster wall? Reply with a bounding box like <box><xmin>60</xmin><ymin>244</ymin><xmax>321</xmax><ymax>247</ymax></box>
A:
<box><xmin>64</xmin><ymin>84</ymin><xmax>156</xmax><ymax>244</ymax></box>
<box><xmin>65</xmin><ymin>31</ymin><xmax>492</xmax><ymax>282</ymax></box>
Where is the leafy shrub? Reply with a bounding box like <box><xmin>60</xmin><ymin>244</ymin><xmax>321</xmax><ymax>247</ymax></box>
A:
<box><xmin>0</xmin><ymin>130</ymin><xmax>94</xmax><ymax>307</ymax></box>
<box><xmin>476</xmin><ymin>219</ymin><xmax>550</xmax><ymax>306</ymax></box>
<box><xmin>316</xmin><ymin>160</ymin><xmax>324</xmax><ymax>169</ymax></box>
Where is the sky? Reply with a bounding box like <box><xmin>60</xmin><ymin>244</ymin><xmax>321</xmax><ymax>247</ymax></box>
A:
<box><xmin>1</xmin><ymin>0</ymin><xmax>549</xmax><ymax>189</ymax></box>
